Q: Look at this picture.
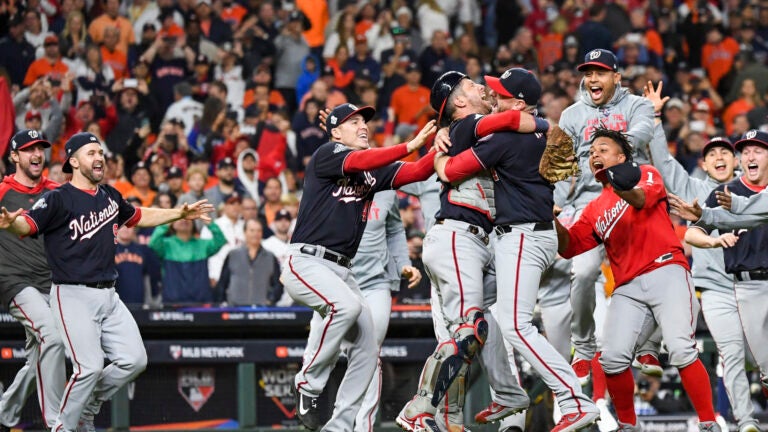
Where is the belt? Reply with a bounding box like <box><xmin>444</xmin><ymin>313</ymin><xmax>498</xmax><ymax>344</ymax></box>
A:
<box><xmin>735</xmin><ymin>270</ymin><xmax>768</xmax><ymax>282</ymax></box>
<box><xmin>494</xmin><ymin>221</ymin><xmax>553</xmax><ymax>236</ymax></box>
<box><xmin>299</xmin><ymin>245</ymin><xmax>352</xmax><ymax>269</ymax></box>
<box><xmin>55</xmin><ymin>280</ymin><xmax>116</xmax><ymax>289</ymax></box>
<box><xmin>436</xmin><ymin>219</ymin><xmax>489</xmax><ymax>245</ymax></box>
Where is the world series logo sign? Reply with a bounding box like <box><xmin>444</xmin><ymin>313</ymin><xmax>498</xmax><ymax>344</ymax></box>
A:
<box><xmin>178</xmin><ymin>368</ymin><xmax>215</xmax><ymax>412</ymax></box>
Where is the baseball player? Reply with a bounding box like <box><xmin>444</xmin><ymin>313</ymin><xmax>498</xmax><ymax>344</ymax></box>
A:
<box><xmin>0</xmin><ymin>132</ymin><xmax>214</xmax><ymax>432</ymax></box>
<box><xmin>349</xmin><ymin>189</ymin><xmax>419</xmax><ymax>432</ymax></box>
<box><xmin>0</xmin><ymin>130</ymin><xmax>63</xmax><ymax>430</ymax></box>
<box><xmin>396</xmin><ymin>71</ymin><xmax>553</xmax><ymax>432</ymax></box>
<box><xmin>281</xmin><ymin>103</ymin><xmax>438</xmax><ymax>432</ymax></box>
<box><xmin>558</xmin><ymin>49</ymin><xmax>656</xmax><ymax>384</ymax></box>
<box><xmin>643</xmin><ymin>83</ymin><xmax>760</xmax><ymax>432</ymax></box>
<box><xmin>433</xmin><ymin>68</ymin><xmax>600</xmax><ymax>432</ymax></box>
<box><xmin>555</xmin><ymin>128</ymin><xmax>720</xmax><ymax>432</ymax></box>
<box><xmin>669</xmin><ymin>129</ymin><xmax>768</xmax><ymax>409</ymax></box>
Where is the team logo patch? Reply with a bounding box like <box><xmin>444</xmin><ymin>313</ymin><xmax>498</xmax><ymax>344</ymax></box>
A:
<box><xmin>28</xmin><ymin>130</ymin><xmax>40</xmax><ymax>139</ymax></box>
<box><xmin>588</xmin><ymin>50</ymin><xmax>601</xmax><ymax>60</ymax></box>
<box><xmin>333</xmin><ymin>143</ymin><xmax>347</xmax><ymax>153</ymax></box>
<box><xmin>170</xmin><ymin>345</ymin><xmax>182</xmax><ymax>360</ymax></box>
<box><xmin>178</xmin><ymin>368</ymin><xmax>215</xmax><ymax>412</ymax></box>
<box><xmin>501</xmin><ymin>69</ymin><xmax>512</xmax><ymax>79</ymax></box>
<box><xmin>31</xmin><ymin>198</ymin><xmax>47</xmax><ymax>210</ymax></box>
<box><xmin>746</xmin><ymin>130</ymin><xmax>757</xmax><ymax>139</ymax></box>
<box><xmin>329</xmin><ymin>115</ymin><xmax>337</xmax><ymax>126</ymax></box>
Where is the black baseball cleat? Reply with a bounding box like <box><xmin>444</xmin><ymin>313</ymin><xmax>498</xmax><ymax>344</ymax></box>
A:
<box><xmin>294</xmin><ymin>387</ymin><xmax>322</xmax><ymax>430</ymax></box>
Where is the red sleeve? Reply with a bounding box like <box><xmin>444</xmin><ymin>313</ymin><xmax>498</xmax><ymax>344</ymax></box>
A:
<box><xmin>125</xmin><ymin>206</ymin><xmax>142</xmax><ymax>228</ymax></box>
<box><xmin>443</xmin><ymin>149</ymin><xmax>485</xmax><ymax>183</ymax></box>
<box><xmin>343</xmin><ymin>143</ymin><xmax>410</xmax><ymax>173</ymax></box>
<box><xmin>392</xmin><ymin>151</ymin><xmax>436</xmax><ymax>188</ymax></box>
<box><xmin>637</xmin><ymin>165</ymin><xmax>666</xmax><ymax>208</ymax></box>
<box><xmin>475</xmin><ymin>110</ymin><xmax>522</xmax><ymax>137</ymax></box>
<box><xmin>560</xmin><ymin>208</ymin><xmax>600</xmax><ymax>258</ymax></box>
<box><xmin>21</xmin><ymin>213</ymin><xmax>38</xmax><ymax>237</ymax></box>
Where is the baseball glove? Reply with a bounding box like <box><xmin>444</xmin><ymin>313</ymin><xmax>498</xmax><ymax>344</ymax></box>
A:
<box><xmin>539</xmin><ymin>125</ymin><xmax>580</xmax><ymax>183</ymax></box>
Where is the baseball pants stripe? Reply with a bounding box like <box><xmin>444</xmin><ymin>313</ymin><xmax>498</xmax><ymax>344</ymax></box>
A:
<box><xmin>356</xmin><ymin>286</ymin><xmax>392</xmax><ymax>432</ymax></box>
<box><xmin>734</xmin><ymin>280</ymin><xmax>768</xmax><ymax>379</ymax></box>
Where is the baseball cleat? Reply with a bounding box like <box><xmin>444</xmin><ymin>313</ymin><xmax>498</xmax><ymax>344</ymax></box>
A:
<box><xmin>293</xmin><ymin>387</ymin><xmax>322</xmax><ymax>431</ymax></box>
<box><xmin>761</xmin><ymin>376</ymin><xmax>768</xmax><ymax>398</ymax></box>
<box><xmin>76</xmin><ymin>417</ymin><xmax>96</xmax><ymax>432</ymax></box>
<box><xmin>396</xmin><ymin>410</ymin><xmax>441</xmax><ymax>432</ymax></box>
<box><xmin>632</xmin><ymin>354</ymin><xmax>663</xmax><ymax>377</ymax></box>
<box><xmin>571</xmin><ymin>357</ymin><xmax>591</xmax><ymax>386</ymax></box>
<box><xmin>474</xmin><ymin>401</ymin><xmax>528</xmax><ymax>424</ymax></box>
<box><xmin>613</xmin><ymin>422</ymin><xmax>642</xmax><ymax>431</ymax></box>
<box><xmin>551</xmin><ymin>411</ymin><xmax>600</xmax><ymax>432</ymax></box>
<box><xmin>699</xmin><ymin>421</ymin><xmax>722</xmax><ymax>432</ymax></box>
<box><xmin>595</xmin><ymin>398</ymin><xmax>618</xmax><ymax>432</ymax></box>
<box><xmin>738</xmin><ymin>421</ymin><xmax>762</xmax><ymax>432</ymax></box>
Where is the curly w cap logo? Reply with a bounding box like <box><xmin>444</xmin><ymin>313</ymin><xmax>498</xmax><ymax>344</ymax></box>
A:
<box><xmin>588</xmin><ymin>50</ymin><xmax>602</xmax><ymax>60</ymax></box>
<box><xmin>27</xmin><ymin>130</ymin><xmax>40</xmax><ymax>139</ymax></box>
<box><xmin>746</xmin><ymin>130</ymin><xmax>758</xmax><ymax>139</ymax></box>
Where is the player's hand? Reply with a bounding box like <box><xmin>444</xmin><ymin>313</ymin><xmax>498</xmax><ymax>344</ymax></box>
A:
<box><xmin>668</xmin><ymin>194</ymin><xmax>703</xmax><ymax>222</ymax></box>
<box><xmin>713</xmin><ymin>232</ymin><xmax>739</xmax><ymax>248</ymax></box>
<box><xmin>432</xmin><ymin>126</ymin><xmax>451</xmax><ymax>153</ymax></box>
<box><xmin>318</xmin><ymin>108</ymin><xmax>331</xmax><ymax>133</ymax></box>
<box><xmin>401</xmin><ymin>265</ymin><xmax>422</xmax><ymax>289</ymax></box>
<box><xmin>0</xmin><ymin>207</ymin><xmax>23</xmax><ymax>229</ymax></box>
<box><xmin>407</xmin><ymin>120</ymin><xmax>437</xmax><ymax>153</ymax></box>
<box><xmin>643</xmin><ymin>80</ymin><xmax>669</xmax><ymax>114</ymax></box>
<box><xmin>715</xmin><ymin>186</ymin><xmax>732</xmax><ymax>210</ymax></box>
<box><xmin>179</xmin><ymin>199</ymin><xmax>215</xmax><ymax>222</ymax></box>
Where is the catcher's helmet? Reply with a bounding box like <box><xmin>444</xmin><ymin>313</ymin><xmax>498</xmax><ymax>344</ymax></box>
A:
<box><xmin>430</xmin><ymin>71</ymin><xmax>467</xmax><ymax>127</ymax></box>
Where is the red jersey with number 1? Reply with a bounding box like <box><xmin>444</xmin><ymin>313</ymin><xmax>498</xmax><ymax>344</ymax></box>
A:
<box><xmin>561</xmin><ymin>164</ymin><xmax>689</xmax><ymax>288</ymax></box>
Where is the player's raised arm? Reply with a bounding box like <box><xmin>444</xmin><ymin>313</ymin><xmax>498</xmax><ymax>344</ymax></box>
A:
<box><xmin>136</xmin><ymin>199</ymin><xmax>216</xmax><ymax>227</ymax></box>
<box><xmin>0</xmin><ymin>207</ymin><xmax>32</xmax><ymax>236</ymax></box>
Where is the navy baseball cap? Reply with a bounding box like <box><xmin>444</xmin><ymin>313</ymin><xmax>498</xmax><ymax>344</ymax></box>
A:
<box><xmin>701</xmin><ymin>137</ymin><xmax>734</xmax><ymax>157</ymax></box>
<box><xmin>10</xmin><ymin>129</ymin><xmax>51</xmax><ymax>152</ymax></box>
<box><xmin>62</xmin><ymin>132</ymin><xmax>101</xmax><ymax>173</ymax></box>
<box><xmin>735</xmin><ymin>129</ymin><xmax>768</xmax><ymax>152</ymax></box>
<box><xmin>326</xmin><ymin>103</ymin><xmax>376</xmax><ymax>133</ymax></box>
<box><xmin>430</xmin><ymin>71</ymin><xmax>467</xmax><ymax>127</ymax></box>
<box><xmin>275</xmin><ymin>208</ymin><xmax>292</xmax><ymax>221</ymax></box>
<box><xmin>484</xmin><ymin>68</ymin><xmax>542</xmax><ymax>105</ymax></box>
<box><xmin>577</xmin><ymin>49</ymin><xmax>619</xmax><ymax>72</ymax></box>
<box><xmin>217</xmin><ymin>157</ymin><xmax>236</xmax><ymax>169</ymax></box>
<box><xmin>167</xmin><ymin>166</ymin><xmax>183</xmax><ymax>179</ymax></box>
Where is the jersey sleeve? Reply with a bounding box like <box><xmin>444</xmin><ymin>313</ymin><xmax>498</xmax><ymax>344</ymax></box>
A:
<box><xmin>560</xmin><ymin>205</ymin><xmax>601</xmax><ymax>258</ymax></box>
<box><xmin>24</xmin><ymin>189</ymin><xmax>66</xmax><ymax>236</ymax></box>
<box><xmin>637</xmin><ymin>165</ymin><xmax>667</xmax><ymax>207</ymax></box>
<box><xmin>313</xmin><ymin>143</ymin><xmax>351</xmax><ymax>178</ymax></box>
<box><xmin>471</xmin><ymin>138</ymin><xmax>506</xmax><ymax>170</ymax></box>
<box><xmin>691</xmin><ymin>187</ymin><xmax>722</xmax><ymax>235</ymax></box>
<box><xmin>371</xmin><ymin>162</ymin><xmax>405</xmax><ymax>193</ymax></box>
<box><xmin>111</xmin><ymin>186</ymin><xmax>141</xmax><ymax>227</ymax></box>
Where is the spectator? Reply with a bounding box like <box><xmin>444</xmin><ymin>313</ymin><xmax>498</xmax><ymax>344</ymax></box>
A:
<box><xmin>204</xmin><ymin>110</ymin><xmax>238</xmax><ymax>166</ymax></box>
<box><xmin>142</xmin><ymin>36</ymin><xmax>189</xmax><ymax>116</ymax></box>
<box><xmin>149</xmin><ymin>216</ymin><xmax>226</xmax><ymax>304</ymax></box>
<box><xmin>348</xmin><ymin>33</ymin><xmax>381</xmax><ymax>84</ymax></box>
<box><xmin>323</xmin><ymin>10</ymin><xmax>356</xmax><ymax>61</ymax></box>
<box><xmin>252</xmin><ymin>112</ymin><xmax>288</xmax><ymax>185</ymax></box>
<box><xmin>162</xmin><ymin>166</ymin><xmax>185</xmax><ymax>198</ymax></box>
<box><xmin>194</xmin><ymin>0</ymin><xmax>233</xmax><ymax>44</ymax></box>
<box><xmin>128</xmin><ymin>22</ymin><xmax>157</xmax><ymax>67</ymax></box>
<box><xmin>107</xmin><ymin>78</ymin><xmax>154</xmax><ymax>155</ymax></box>
<box><xmin>296</xmin><ymin>0</ymin><xmax>329</xmax><ymax>59</ymax></box>
<box><xmin>164</xmin><ymin>82</ymin><xmax>203</xmax><ymax>137</ymax></box>
<box><xmin>178</xmin><ymin>166</ymin><xmax>208</xmax><ymax>205</ymax></box>
<box><xmin>237</xmin><ymin>148</ymin><xmax>259</xmax><ymax>203</ymax></box>
<box><xmin>13</xmin><ymin>79</ymin><xmax>64</xmax><ymax>144</ymax></box>
<box><xmin>258</xmin><ymin>176</ymin><xmax>282</xmax><ymax>227</ymax></box>
<box><xmin>262</xmin><ymin>208</ymin><xmax>292</xmax><ymax>271</ymax></box>
<box><xmin>23</xmin><ymin>8</ymin><xmax>48</xmax><ymax>53</ymax></box>
<box><xmin>89</xmin><ymin>0</ymin><xmax>136</xmax><ymax>54</ymax></box>
<box><xmin>115</xmin><ymin>225</ymin><xmax>161</xmax><ymax>306</ymax></box>
<box><xmin>392</xmin><ymin>6</ymin><xmax>423</xmax><ymax>55</ymax></box>
<box><xmin>509</xmin><ymin>26</ymin><xmax>539</xmax><ymax>72</ymax></box>
<box><xmin>62</xmin><ymin>95</ymin><xmax>118</xmax><ymax>145</ymax></box>
<box><xmin>396</xmin><ymin>230</ymin><xmax>430</xmax><ymax>304</ymax></box>
<box><xmin>204</xmin><ymin>157</ymin><xmax>250</xmax><ymax>211</ymax></box>
<box><xmin>208</xmin><ymin>192</ymin><xmax>245</xmax><ymax>288</ymax></box>
<box><xmin>220</xmin><ymin>0</ymin><xmax>247</xmax><ymax>30</ymax></box>
<box><xmin>293</xmin><ymin>97</ymin><xmax>325</xmax><ymax>173</ymax></box>
<box><xmin>148</xmin><ymin>119</ymin><xmax>190</xmax><ymax>170</ymax></box>
<box><xmin>365</xmin><ymin>8</ymin><xmax>395</xmax><ymax>63</ymax></box>
<box><xmin>722</xmin><ymin>78</ymin><xmax>760</xmax><ymax>136</ymax></box>
<box><xmin>327</xmin><ymin>44</ymin><xmax>355</xmax><ymax>90</ymax></box>
<box><xmin>234</xmin><ymin>18</ymin><xmax>277</xmax><ymax>81</ymax></box>
<box><xmin>417</xmin><ymin>29</ymin><xmax>459</xmax><ymax>89</ymax></box>
<box><xmin>274</xmin><ymin>9</ymin><xmax>310</xmax><ymax>113</ymax></box>
<box><xmin>242</xmin><ymin>65</ymin><xmax>287</xmax><ymax>112</ymax></box>
<box><xmin>416</xmin><ymin>0</ymin><xmax>449</xmax><ymax>44</ymax></box>
<box><xmin>678</xmin><ymin>0</ymin><xmax>722</xmax><ymax>68</ymax></box>
<box><xmin>189</xmin><ymin>96</ymin><xmax>226</xmax><ymax>156</ymax></box>
<box><xmin>100</xmin><ymin>26</ymin><xmax>128</xmax><ymax>80</ymax></box>
<box><xmin>0</xmin><ymin>13</ymin><xmax>36</xmax><ymax>87</ymax></box>
<box><xmin>390</xmin><ymin>63</ymin><xmax>431</xmax><ymax>134</ymax></box>
<box><xmin>663</xmin><ymin>98</ymin><xmax>687</xmax><ymax>142</ymax></box>
<box><xmin>295</xmin><ymin>54</ymin><xmax>320</xmax><ymax>106</ymax></box>
<box><xmin>59</xmin><ymin>10</ymin><xmax>88</xmax><ymax>61</ymax></box>
<box><xmin>124</xmin><ymin>161</ymin><xmax>157</xmax><ymax>207</ymax></box>
<box><xmin>575</xmin><ymin>3</ymin><xmax>613</xmax><ymax>58</ymax></box>
<box><xmin>127</xmin><ymin>0</ymin><xmax>160</xmax><ymax>39</ymax></box>
<box><xmin>241</xmin><ymin>196</ymin><xmax>258</xmax><ymax>221</ymax></box>
<box><xmin>184</xmin><ymin>12</ymin><xmax>225</xmax><ymax>66</ymax></box>
<box><xmin>702</xmin><ymin>25</ymin><xmax>740</xmax><ymax>90</ymax></box>
<box><xmin>74</xmin><ymin>44</ymin><xmax>115</xmax><ymax>106</ymax></box>
<box><xmin>217</xmin><ymin>219</ymin><xmax>282</xmax><ymax>306</ymax></box>
<box><xmin>214</xmin><ymin>45</ymin><xmax>246</xmax><ymax>110</ymax></box>
<box><xmin>23</xmin><ymin>34</ymin><xmax>68</xmax><ymax>86</ymax></box>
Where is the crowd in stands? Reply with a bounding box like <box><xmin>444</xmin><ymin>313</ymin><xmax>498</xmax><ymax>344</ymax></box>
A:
<box><xmin>2</xmin><ymin>0</ymin><xmax>768</xmax><ymax>306</ymax></box>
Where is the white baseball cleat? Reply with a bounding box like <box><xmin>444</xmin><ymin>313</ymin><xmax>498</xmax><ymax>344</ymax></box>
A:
<box><xmin>595</xmin><ymin>398</ymin><xmax>618</xmax><ymax>432</ymax></box>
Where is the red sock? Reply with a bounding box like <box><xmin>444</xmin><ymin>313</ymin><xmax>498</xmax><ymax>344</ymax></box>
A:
<box><xmin>592</xmin><ymin>352</ymin><xmax>607</xmax><ymax>401</ymax></box>
<box><xmin>679</xmin><ymin>359</ymin><xmax>716</xmax><ymax>422</ymax></box>
<box><xmin>605</xmin><ymin>368</ymin><xmax>637</xmax><ymax>425</ymax></box>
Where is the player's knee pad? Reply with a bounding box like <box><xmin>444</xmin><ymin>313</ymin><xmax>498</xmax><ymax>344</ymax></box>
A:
<box><xmin>452</xmin><ymin>308</ymin><xmax>488</xmax><ymax>359</ymax></box>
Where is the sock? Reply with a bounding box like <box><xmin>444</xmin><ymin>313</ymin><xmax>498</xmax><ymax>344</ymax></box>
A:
<box><xmin>592</xmin><ymin>352</ymin><xmax>607</xmax><ymax>401</ymax></box>
<box><xmin>679</xmin><ymin>359</ymin><xmax>716</xmax><ymax>422</ymax></box>
<box><xmin>605</xmin><ymin>368</ymin><xmax>636</xmax><ymax>426</ymax></box>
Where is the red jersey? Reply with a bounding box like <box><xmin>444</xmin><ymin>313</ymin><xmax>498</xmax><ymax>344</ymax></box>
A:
<box><xmin>561</xmin><ymin>165</ymin><xmax>689</xmax><ymax>288</ymax></box>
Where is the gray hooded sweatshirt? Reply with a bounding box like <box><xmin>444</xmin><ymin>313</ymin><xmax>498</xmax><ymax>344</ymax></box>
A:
<box><xmin>648</xmin><ymin>123</ymin><xmax>733</xmax><ymax>292</ymax></box>
<box><xmin>558</xmin><ymin>82</ymin><xmax>655</xmax><ymax>209</ymax></box>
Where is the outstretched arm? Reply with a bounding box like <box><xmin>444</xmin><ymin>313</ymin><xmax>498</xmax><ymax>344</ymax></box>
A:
<box><xmin>344</xmin><ymin>121</ymin><xmax>436</xmax><ymax>173</ymax></box>
<box><xmin>0</xmin><ymin>208</ymin><xmax>32</xmax><ymax>236</ymax></box>
<box><xmin>475</xmin><ymin>110</ymin><xmax>550</xmax><ymax>137</ymax></box>
<box><xmin>137</xmin><ymin>200</ymin><xmax>215</xmax><ymax>227</ymax></box>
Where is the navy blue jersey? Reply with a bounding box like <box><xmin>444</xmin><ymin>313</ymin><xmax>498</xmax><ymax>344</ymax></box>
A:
<box><xmin>701</xmin><ymin>177</ymin><xmax>768</xmax><ymax>273</ymax></box>
<box><xmin>25</xmin><ymin>183</ymin><xmax>141</xmax><ymax>284</ymax></box>
<box><xmin>290</xmin><ymin>142</ymin><xmax>403</xmax><ymax>258</ymax></box>
<box><xmin>469</xmin><ymin>123</ymin><xmax>554</xmax><ymax>225</ymax></box>
<box><xmin>435</xmin><ymin>114</ymin><xmax>494</xmax><ymax>233</ymax></box>
<box><xmin>115</xmin><ymin>242</ymin><xmax>161</xmax><ymax>304</ymax></box>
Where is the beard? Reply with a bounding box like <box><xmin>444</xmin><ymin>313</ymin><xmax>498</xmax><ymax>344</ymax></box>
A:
<box><xmin>220</xmin><ymin>177</ymin><xmax>235</xmax><ymax>186</ymax></box>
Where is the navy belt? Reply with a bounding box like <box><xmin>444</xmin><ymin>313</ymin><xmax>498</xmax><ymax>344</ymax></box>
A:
<box><xmin>494</xmin><ymin>221</ymin><xmax>553</xmax><ymax>236</ymax></box>
<box><xmin>56</xmin><ymin>280</ymin><xmax>116</xmax><ymax>289</ymax></box>
<box><xmin>435</xmin><ymin>219</ymin><xmax>489</xmax><ymax>245</ymax></box>
<box><xmin>734</xmin><ymin>270</ymin><xmax>768</xmax><ymax>282</ymax></box>
<box><xmin>299</xmin><ymin>245</ymin><xmax>352</xmax><ymax>269</ymax></box>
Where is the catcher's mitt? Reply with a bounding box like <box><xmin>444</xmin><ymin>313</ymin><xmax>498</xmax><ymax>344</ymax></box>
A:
<box><xmin>539</xmin><ymin>125</ymin><xmax>580</xmax><ymax>183</ymax></box>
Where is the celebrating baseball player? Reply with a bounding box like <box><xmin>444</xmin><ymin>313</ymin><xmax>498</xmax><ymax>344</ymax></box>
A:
<box><xmin>558</xmin><ymin>49</ymin><xmax>656</xmax><ymax>384</ymax></box>
<box><xmin>670</xmin><ymin>129</ymin><xmax>768</xmax><ymax>405</ymax></box>
<box><xmin>644</xmin><ymin>83</ymin><xmax>760</xmax><ymax>432</ymax></box>
<box><xmin>280</xmin><ymin>103</ymin><xmax>438</xmax><ymax>432</ymax></box>
<box><xmin>0</xmin><ymin>132</ymin><xmax>215</xmax><ymax>432</ymax></box>
<box><xmin>0</xmin><ymin>130</ymin><xmax>63</xmax><ymax>430</ymax></box>
<box><xmin>432</xmin><ymin>68</ymin><xmax>600</xmax><ymax>432</ymax></box>
<box><xmin>555</xmin><ymin>128</ymin><xmax>720</xmax><ymax>432</ymax></box>
<box><xmin>396</xmin><ymin>70</ymin><xmax>553</xmax><ymax>432</ymax></box>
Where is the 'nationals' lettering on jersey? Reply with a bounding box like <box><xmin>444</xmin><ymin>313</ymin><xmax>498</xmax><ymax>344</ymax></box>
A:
<box><xmin>69</xmin><ymin>197</ymin><xmax>119</xmax><ymax>241</ymax></box>
<box><xmin>595</xmin><ymin>199</ymin><xmax>629</xmax><ymax>239</ymax></box>
<box><xmin>332</xmin><ymin>171</ymin><xmax>377</xmax><ymax>203</ymax></box>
